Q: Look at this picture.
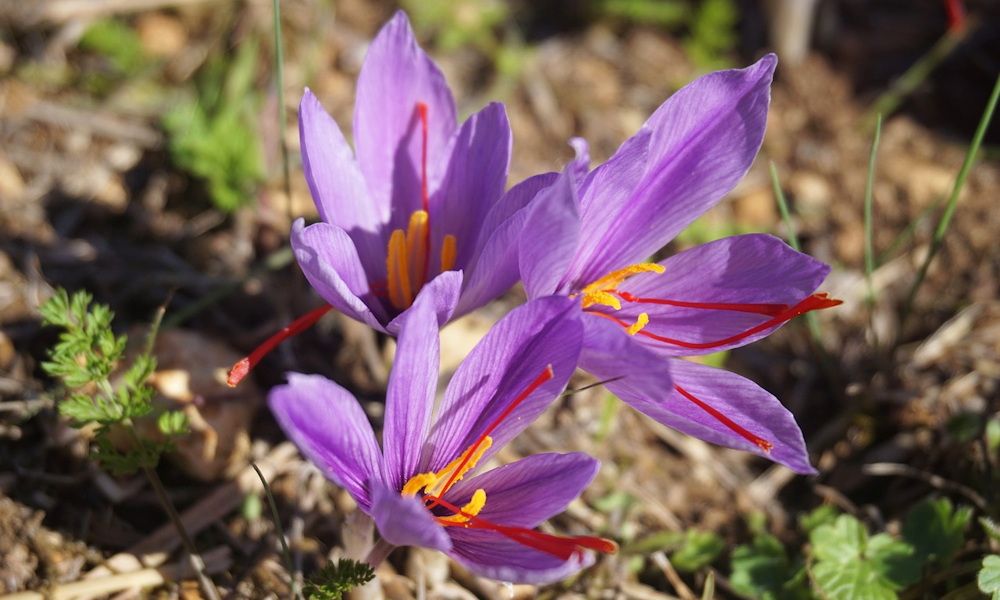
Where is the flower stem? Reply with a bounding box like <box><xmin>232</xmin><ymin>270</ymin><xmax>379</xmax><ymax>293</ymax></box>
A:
<box><xmin>364</xmin><ymin>538</ymin><xmax>395</xmax><ymax>569</ymax></box>
<box><xmin>127</xmin><ymin>425</ymin><xmax>221</xmax><ymax>600</ymax></box>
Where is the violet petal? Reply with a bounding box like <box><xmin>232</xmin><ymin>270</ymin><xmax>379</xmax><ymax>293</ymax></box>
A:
<box><xmin>269</xmin><ymin>373</ymin><xmax>385</xmax><ymax>510</ymax></box>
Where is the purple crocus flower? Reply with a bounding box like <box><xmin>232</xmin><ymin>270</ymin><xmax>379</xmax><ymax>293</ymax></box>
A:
<box><xmin>293</xmin><ymin>11</ymin><xmax>541</xmax><ymax>332</ymax></box>
<box><xmin>518</xmin><ymin>55</ymin><xmax>839</xmax><ymax>474</ymax></box>
<box><xmin>269</xmin><ymin>294</ymin><xmax>616</xmax><ymax>584</ymax></box>
<box><xmin>228</xmin><ymin>11</ymin><xmax>544</xmax><ymax>386</ymax></box>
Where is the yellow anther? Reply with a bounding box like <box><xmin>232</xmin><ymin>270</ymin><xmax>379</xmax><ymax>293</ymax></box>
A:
<box><xmin>441</xmin><ymin>234</ymin><xmax>457</xmax><ymax>272</ymax></box>
<box><xmin>400</xmin><ymin>436</ymin><xmax>493</xmax><ymax>499</ymax></box>
<box><xmin>384</xmin><ymin>211</ymin><xmax>459</xmax><ymax>311</ymax></box>
<box><xmin>626</xmin><ymin>312</ymin><xmax>650</xmax><ymax>336</ymax></box>
<box><xmin>579</xmin><ymin>263</ymin><xmax>664</xmax><ymax>309</ymax></box>
<box><xmin>406</xmin><ymin>210</ymin><xmax>429</xmax><ymax>291</ymax></box>
<box><xmin>401</xmin><ymin>473</ymin><xmax>437</xmax><ymax>498</ymax></box>
<box><xmin>582</xmin><ymin>290</ymin><xmax>621</xmax><ymax>310</ymax></box>
<box><xmin>387</xmin><ymin>229</ymin><xmax>412</xmax><ymax>310</ymax></box>
<box><xmin>436</xmin><ymin>489</ymin><xmax>487</xmax><ymax>524</ymax></box>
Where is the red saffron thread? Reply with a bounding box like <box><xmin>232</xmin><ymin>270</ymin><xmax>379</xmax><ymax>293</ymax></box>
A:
<box><xmin>674</xmin><ymin>385</ymin><xmax>773</xmax><ymax>452</ymax></box>
<box><xmin>226</xmin><ymin>304</ymin><xmax>334</xmax><ymax>387</ymax></box>
<box><xmin>425</xmin><ymin>494</ymin><xmax>618</xmax><ymax>560</ymax></box>
<box><xmin>427</xmin><ymin>365</ymin><xmax>555</xmax><ymax>507</ymax></box>
<box><xmin>589</xmin><ymin>293</ymin><xmax>840</xmax><ymax>350</ymax></box>
<box><xmin>613</xmin><ymin>291</ymin><xmax>789</xmax><ymax>316</ymax></box>
<box><xmin>416</xmin><ymin>102</ymin><xmax>432</xmax><ymax>287</ymax></box>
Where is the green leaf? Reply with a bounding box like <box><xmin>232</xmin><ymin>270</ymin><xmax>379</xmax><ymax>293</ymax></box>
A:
<box><xmin>809</xmin><ymin>515</ymin><xmax>920</xmax><ymax>600</ymax></box>
<box><xmin>672</xmin><ymin>529</ymin><xmax>724</xmax><ymax>572</ymax></box>
<box><xmin>78</xmin><ymin>18</ymin><xmax>147</xmax><ymax>76</ymax></box>
<box><xmin>902</xmin><ymin>497</ymin><xmax>972</xmax><ymax>565</ymax></box>
<box><xmin>304</xmin><ymin>559</ymin><xmax>376</xmax><ymax>599</ymax></box>
<box><xmin>800</xmin><ymin>505</ymin><xmax>840</xmax><ymax>533</ymax></box>
<box><xmin>981</xmin><ymin>518</ymin><xmax>1000</xmax><ymax>544</ymax></box>
<box><xmin>978</xmin><ymin>555</ymin><xmax>1000</xmax><ymax>600</ymax></box>
<box><xmin>730</xmin><ymin>533</ymin><xmax>810</xmax><ymax>600</ymax></box>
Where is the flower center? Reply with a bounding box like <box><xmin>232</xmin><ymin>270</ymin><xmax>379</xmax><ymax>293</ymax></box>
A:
<box><xmin>378</xmin><ymin>102</ymin><xmax>458</xmax><ymax>311</ymax></box>
<box><xmin>578</xmin><ymin>262</ymin><xmax>842</xmax><ymax>453</ymax></box>
<box><xmin>396</xmin><ymin>365</ymin><xmax>618</xmax><ymax>558</ymax></box>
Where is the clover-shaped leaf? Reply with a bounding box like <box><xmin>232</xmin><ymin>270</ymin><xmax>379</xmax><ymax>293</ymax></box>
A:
<box><xmin>810</xmin><ymin>514</ymin><xmax>920</xmax><ymax>600</ymax></box>
<box><xmin>902</xmin><ymin>497</ymin><xmax>972</xmax><ymax>565</ymax></box>
<box><xmin>730</xmin><ymin>533</ymin><xmax>809</xmax><ymax>600</ymax></box>
<box><xmin>979</xmin><ymin>555</ymin><xmax>1000</xmax><ymax>600</ymax></box>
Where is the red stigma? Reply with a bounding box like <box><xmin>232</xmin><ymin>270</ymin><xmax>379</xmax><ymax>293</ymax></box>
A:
<box><xmin>675</xmin><ymin>385</ymin><xmax>773</xmax><ymax>452</ymax></box>
<box><xmin>590</xmin><ymin>293</ymin><xmax>841</xmax><ymax>351</ymax></box>
<box><xmin>425</xmin><ymin>494</ymin><xmax>618</xmax><ymax>560</ymax></box>
<box><xmin>416</xmin><ymin>102</ymin><xmax>432</xmax><ymax>285</ymax></box>
<box><xmin>226</xmin><ymin>304</ymin><xmax>334</xmax><ymax>387</ymax></box>
<box><xmin>614</xmin><ymin>292</ymin><xmax>789</xmax><ymax>317</ymax></box>
<box><xmin>429</xmin><ymin>365</ymin><xmax>555</xmax><ymax>506</ymax></box>
<box><xmin>944</xmin><ymin>0</ymin><xmax>966</xmax><ymax>31</ymax></box>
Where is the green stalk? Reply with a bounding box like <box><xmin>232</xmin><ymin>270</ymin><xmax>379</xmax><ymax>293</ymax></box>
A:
<box><xmin>863</xmin><ymin>114</ymin><xmax>882</xmax><ymax>350</ymax></box>
<box><xmin>273</xmin><ymin>0</ymin><xmax>292</xmax><ymax>216</ymax></box>
<box><xmin>901</xmin><ymin>74</ymin><xmax>1000</xmax><ymax>329</ymax></box>
<box><xmin>769</xmin><ymin>162</ymin><xmax>823</xmax><ymax>345</ymax></box>
<box><xmin>252</xmin><ymin>463</ymin><xmax>304</xmax><ymax>600</ymax></box>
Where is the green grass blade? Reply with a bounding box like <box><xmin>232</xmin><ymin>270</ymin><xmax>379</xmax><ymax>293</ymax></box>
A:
<box><xmin>252</xmin><ymin>462</ymin><xmax>304</xmax><ymax>600</ymax></box>
<box><xmin>901</xmin><ymin>74</ymin><xmax>1000</xmax><ymax>328</ymax></box>
<box><xmin>274</xmin><ymin>0</ymin><xmax>292</xmax><ymax>217</ymax></box>
<box><xmin>769</xmin><ymin>161</ymin><xmax>801</xmax><ymax>252</ymax></box>
<box><xmin>864</xmin><ymin>114</ymin><xmax>882</xmax><ymax>349</ymax></box>
<box><xmin>863</xmin><ymin>26</ymin><xmax>968</xmax><ymax>129</ymax></box>
<box><xmin>769</xmin><ymin>161</ymin><xmax>823</xmax><ymax>345</ymax></box>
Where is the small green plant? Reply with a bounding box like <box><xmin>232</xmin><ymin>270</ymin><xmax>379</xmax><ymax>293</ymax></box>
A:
<box><xmin>40</xmin><ymin>289</ymin><xmax>187</xmax><ymax>474</ymax></box>
<box><xmin>41</xmin><ymin>289</ymin><xmax>220</xmax><ymax>598</ymax></box>
<box><xmin>303</xmin><ymin>559</ymin><xmax>376</xmax><ymax>600</ymax></box>
<box><xmin>591</xmin><ymin>0</ymin><xmax>689</xmax><ymax>27</ymax></box>
<box><xmin>162</xmin><ymin>37</ymin><xmax>265</xmax><ymax>213</ymax></box>
<box><xmin>729</xmin><ymin>500</ymin><xmax>979</xmax><ymax>600</ymax></box>
<box><xmin>79</xmin><ymin>18</ymin><xmax>148</xmax><ymax>76</ymax></box>
<box><xmin>683</xmin><ymin>0</ymin><xmax>738</xmax><ymax>70</ymax></box>
<box><xmin>979</xmin><ymin>555</ymin><xmax>1000</xmax><ymax>599</ymax></box>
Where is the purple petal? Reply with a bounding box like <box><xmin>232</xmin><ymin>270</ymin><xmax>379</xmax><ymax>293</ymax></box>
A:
<box><xmin>445</xmin><ymin>453</ymin><xmax>599</xmax><ymax>528</ymax></box>
<box><xmin>430</xmin><ymin>102</ymin><xmax>510</xmax><ymax>273</ymax></box>
<box><xmin>447</xmin><ymin>529</ymin><xmax>594</xmax><ymax>585</ymax></box>
<box><xmin>384</xmin><ymin>269</ymin><xmax>462</xmax><ymax>335</ymax></box>
<box><xmin>290</xmin><ymin>220</ymin><xmax>390</xmax><ymax>332</ymax></box>
<box><xmin>519</xmin><ymin>167</ymin><xmax>581</xmax><ymax>298</ymax></box>
<box><xmin>298</xmin><ymin>90</ymin><xmax>386</xmax><ymax>272</ymax></box>
<box><xmin>422</xmin><ymin>297</ymin><xmax>582</xmax><ymax>471</ymax></box>
<box><xmin>371</xmin><ymin>483</ymin><xmax>452</xmax><ymax>552</ymax></box>
<box><xmin>354</xmin><ymin>11</ymin><xmax>457</xmax><ymax>218</ymax></box>
<box><xmin>456</xmin><ymin>172</ymin><xmax>558</xmax><ymax>317</ymax></box>
<box><xmin>382</xmin><ymin>289</ymin><xmax>440</xmax><ymax>489</ymax></box>
<box><xmin>564</xmin><ymin>129</ymin><xmax>651</xmax><ymax>286</ymax></box>
<box><xmin>269</xmin><ymin>373</ymin><xmax>385</xmax><ymax>509</ymax></box>
<box><xmin>609</xmin><ymin>234</ymin><xmax>831</xmax><ymax>356</ymax></box>
<box><xmin>625</xmin><ymin>359</ymin><xmax>815</xmax><ymax>474</ymax></box>
<box><xmin>578</xmin><ymin>315</ymin><xmax>674</xmax><ymax>404</ymax></box>
<box><xmin>573</xmin><ymin>55</ymin><xmax>777</xmax><ymax>283</ymax></box>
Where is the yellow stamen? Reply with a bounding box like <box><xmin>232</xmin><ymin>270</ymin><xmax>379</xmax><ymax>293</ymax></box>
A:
<box><xmin>441</xmin><ymin>234</ymin><xmax>457</xmax><ymax>272</ymax></box>
<box><xmin>626</xmin><ymin>312</ymin><xmax>649</xmax><ymax>336</ymax></box>
<box><xmin>401</xmin><ymin>436</ymin><xmax>493</xmax><ymax>499</ymax></box>
<box><xmin>579</xmin><ymin>263</ymin><xmax>665</xmax><ymax>309</ymax></box>
<box><xmin>387</xmin><ymin>229</ymin><xmax>411</xmax><ymax>310</ymax></box>
<box><xmin>436</xmin><ymin>489</ymin><xmax>487</xmax><ymax>524</ymax></box>
<box><xmin>406</xmin><ymin>210</ymin><xmax>429</xmax><ymax>293</ymax></box>
<box><xmin>383</xmin><ymin>210</ymin><xmax>459</xmax><ymax>311</ymax></box>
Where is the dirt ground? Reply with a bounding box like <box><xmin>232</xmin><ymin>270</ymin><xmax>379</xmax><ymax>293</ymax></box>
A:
<box><xmin>1</xmin><ymin>0</ymin><xmax>998</xmax><ymax>598</ymax></box>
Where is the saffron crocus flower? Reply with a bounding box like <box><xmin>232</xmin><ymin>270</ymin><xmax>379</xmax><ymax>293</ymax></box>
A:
<box><xmin>227</xmin><ymin>11</ymin><xmax>545</xmax><ymax>386</ymax></box>
<box><xmin>269</xmin><ymin>294</ymin><xmax>616</xmax><ymax>584</ymax></box>
<box><xmin>293</xmin><ymin>11</ymin><xmax>542</xmax><ymax>332</ymax></box>
<box><xmin>519</xmin><ymin>55</ymin><xmax>839</xmax><ymax>474</ymax></box>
